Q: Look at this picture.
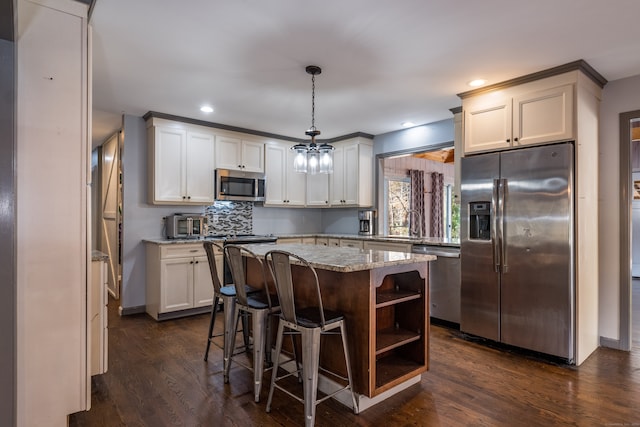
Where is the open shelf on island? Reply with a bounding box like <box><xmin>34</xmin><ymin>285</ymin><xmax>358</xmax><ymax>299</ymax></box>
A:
<box><xmin>376</xmin><ymin>327</ymin><xmax>421</xmax><ymax>354</ymax></box>
<box><xmin>376</xmin><ymin>288</ymin><xmax>421</xmax><ymax>308</ymax></box>
<box><xmin>375</xmin><ymin>353</ymin><xmax>426</xmax><ymax>389</ymax></box>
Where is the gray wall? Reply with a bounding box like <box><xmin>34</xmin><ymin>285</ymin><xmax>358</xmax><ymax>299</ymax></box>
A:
<box><xmin>120</xmin><ymin>115</ymin><xmax>190</xmax><ymax>310</ymax></box>
<box><xmin>373</xmin><ymin>118</ymin><xmax>455</xmax><ymax>156</ymax></box>
<box><xmin>598</xmin><ymin>74</ymin><xmax>640</xmax><ymax>341</ymax></box>
<box><xmin>0</xmin><ymin>1</ymin><xmax>16</xmax><ymax>424</ymax></box>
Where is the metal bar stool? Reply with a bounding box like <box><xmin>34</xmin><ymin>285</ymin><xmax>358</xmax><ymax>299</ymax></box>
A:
<box><xmin>265</xmin><ymin>249</ymin><xmax>358</xmax><ymax>427</ymax></box>
<box><xmin>202</xmin><ymin>241</ymin><xmax>257</xmax><ymax>362</ymax></box>
<box><xmin>224</xmin><ymin>244</ymin><xmax>280</xmax><ymax>402</ymax></box>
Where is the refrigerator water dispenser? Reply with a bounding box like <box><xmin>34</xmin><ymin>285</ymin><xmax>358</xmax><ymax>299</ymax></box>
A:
<box><xmin>469</xmin><ymin>202</ymin><xmax>490</xmax><ymax>240</ymax></box>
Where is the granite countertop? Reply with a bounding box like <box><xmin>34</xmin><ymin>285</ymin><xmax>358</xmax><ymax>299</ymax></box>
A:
<box><xmin>277</xmin><ymin>233</ymin><xmax>460</xmax><ymax>247</ymax></box>
<box><xmin>241</xmin><ymin>242</ymin><xmax>435</xmax><ymax>273</ymax></box>
<box><xmin>143</xmin><ymin>237</ymin><xmax>225</xmax><ymax>245</ymax></box>
<box><xmin>144</xmin><ymin>234</ymin><xmax>460</xmax><ymax>247</ymax></box>
<box><xmin>91</xmin><ymin>250</ymin><xmax>109</xmax><ymax>261</ymax></box>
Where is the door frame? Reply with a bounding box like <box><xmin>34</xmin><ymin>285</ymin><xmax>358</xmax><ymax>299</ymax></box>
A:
<box><xmin>619</xmin><ymin>109</ymin><xmax>640</xmax><ymax>351</ymax></box>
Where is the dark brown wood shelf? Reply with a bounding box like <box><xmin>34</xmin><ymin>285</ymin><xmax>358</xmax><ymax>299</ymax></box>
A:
<box><xmin>375</xmin><ymin>327</ymin><xmax>421</xmax><ymax>355</ymax></box>
<box><xmin>375</xmin><ymin>288</ymin><xmax>421</xmax><ymax>308</ymax></box>
<box><xmin>375</xmin><ymin>353</ymin><xmax>424</xmax><ymax>388</ymax></box>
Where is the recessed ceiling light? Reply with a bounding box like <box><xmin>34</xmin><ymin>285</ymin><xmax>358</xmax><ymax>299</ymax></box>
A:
<box><xmin>200</xmin><ymin>105</ymin><xmax>214</xmax><ymax>113</ymax></box>
<box><xmin>468</xmin><ymin>79</ymin><xmax>486</xmax><ymax>87</ymax></box>
<box><xmin>401</xmin><ymin>121</ymin><xmax>415</xmax><ymax>128</ymax></box>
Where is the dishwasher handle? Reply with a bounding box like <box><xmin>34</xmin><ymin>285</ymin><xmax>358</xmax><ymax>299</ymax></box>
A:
<box><xmin>411</xmin><ymin>245</ymin><xmax>460</xmax><ymax>258</ymax></box>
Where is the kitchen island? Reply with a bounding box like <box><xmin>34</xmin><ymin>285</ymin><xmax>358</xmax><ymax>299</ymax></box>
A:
<box><xmin>241</xmin><ymin>243</ymin><xmax>435</xmax><ymax>410</ymax></box>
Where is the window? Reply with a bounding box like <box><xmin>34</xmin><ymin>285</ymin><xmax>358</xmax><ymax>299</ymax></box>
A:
<box><xmin>385</xmin><ymin>177</ymin><xmax>411</xmax><ymax>236</ymax></box>
<box><xmin>444</xmin><ymin>184</ymin><xmax>460</xmax><ymax>240</ymax></box>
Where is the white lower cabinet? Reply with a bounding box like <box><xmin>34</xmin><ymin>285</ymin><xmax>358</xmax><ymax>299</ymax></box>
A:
<box><xmin>146</xmin><ymin>243</ymin><xmax>213</xmax><ymax>320</ymax></box>
<box><xmin>363</xmin><ymin>241</ymin><xmax>412</xmax><ymax>252</ymax></box>
<box><xmin>90</xmin><ymin>259</ymin><xmax>108</xmax><ymax>376</ymax></box>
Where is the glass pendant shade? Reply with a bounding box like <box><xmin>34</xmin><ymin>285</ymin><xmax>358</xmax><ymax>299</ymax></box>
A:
<box><xmin>307</xmin><ymin>147</ymin><xmax>320</xmax><ymax>175</ymax></box>
<box><xmin>318</xmin><ymin>143</ymin><xmax>334</xmax><ymax>174</ymax></box>
<box><xmin>292</xmin><ymin>144</ymin><xmax>308</xmax><ymax>173</ymax></box>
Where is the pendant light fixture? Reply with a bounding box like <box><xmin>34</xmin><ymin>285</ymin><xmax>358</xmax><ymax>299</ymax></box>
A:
<box><xmin>292</xmin><ymin>65</ymin><xmax>334</xmax><ymax>174</ymax></box>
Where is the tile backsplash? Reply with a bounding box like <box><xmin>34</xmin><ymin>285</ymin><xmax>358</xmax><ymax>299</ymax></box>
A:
<box><xmin>205</xmin><ymin>201</ymin><xmax>253</xmax><ymax>235</ymax></box>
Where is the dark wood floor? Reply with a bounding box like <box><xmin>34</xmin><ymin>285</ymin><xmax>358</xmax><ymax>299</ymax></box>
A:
<box><xmin>70</xmin><ymin>283</ymin><xmax>640</xmax><ymax>426</ymax></box>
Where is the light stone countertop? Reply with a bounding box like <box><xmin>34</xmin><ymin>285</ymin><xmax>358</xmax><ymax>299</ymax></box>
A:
<box><xmin>277</xmin><ymin>233</ymin><xmax>460</xmax><ymax>247</ymax></box>
<box><xmin>143</xmin><ymin>233</ymin><xmax>459</xmax><ymax>248</ymax></box>
<box><xmin>240</xmin><ymin>243</ymin><xmax>435</xmax><ymax>273</ymax></box>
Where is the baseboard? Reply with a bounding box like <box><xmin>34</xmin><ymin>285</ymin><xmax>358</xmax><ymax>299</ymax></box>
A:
<box><xmin>119</xmin><ymin>305</ymin><xmax>146</xmax><ymax>316</ymax></box>
<box><xmin>599</xmin><ymin>336</ymin><xmax>622</xmax><ymax>350</ymax></box>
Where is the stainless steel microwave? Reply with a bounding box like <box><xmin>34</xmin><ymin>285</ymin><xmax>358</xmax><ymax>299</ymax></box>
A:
<box><xmin>165</xmin><ymin>214</ymin><xmax>207</xmax><ymax>239</ymax></box>
<box><xmin>215</xmin><ymin>169</ymin><xmax>266</xmax><ymax>202</ymax></box>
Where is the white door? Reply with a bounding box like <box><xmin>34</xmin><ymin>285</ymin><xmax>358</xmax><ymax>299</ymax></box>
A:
<box><xmin>264</xmin><ymin>143</ymin><xmax>286</xmax><ymax>205</ymax></box>
<box><xmin>160</xmin><ymin>258</ymin><xmax>193</xmax><ymax>312</ymax></box>
<box><xmin>632</xmin><ymin>172</ymin><xmax>640</xmax><ymax>277</ymax></box>
<box><xmin>463</xmin><ymin>96</ymin><xmax>512</xmax><ymax>154</ymax></box>
<box><xmin>101</xmin><ymin>133</ymin><xmax>120</xmax><ymax>299</ymax></box>
<box><xmin>193</xmin><ymin>255</ymin><xmax>214</xmax><ymax>307</ymax></box>
<box><xmin>241</xmin><ymin>140</ymin><xmax>265</xmax><ymax>172</ymax></box>
<box><xmin>185</xmin><ymin>132</ymin><xmax>214</xmax><ymax>203</ymax></box>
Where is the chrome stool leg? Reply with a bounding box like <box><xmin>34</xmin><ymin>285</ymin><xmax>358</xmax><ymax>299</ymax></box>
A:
<box><xmin>301</xmin><ymin>327</ymin><xmax>321</xmax><ymax>427</ymax></box>
<box><xmin>224</xmin><ymin>302</ymin><xmax>241</xmax><ymax>383</ymax></box>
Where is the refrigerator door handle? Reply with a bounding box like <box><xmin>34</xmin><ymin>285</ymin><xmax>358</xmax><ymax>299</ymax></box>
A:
<box><xmin>499</xmin><ymin>178</ymin><xmax>508</xmax><ymax>273</ymax></box>
<box><xmin>492</xmin><ymin>179</ymin><xmax>500</xmax><ymax>273</ymax></box>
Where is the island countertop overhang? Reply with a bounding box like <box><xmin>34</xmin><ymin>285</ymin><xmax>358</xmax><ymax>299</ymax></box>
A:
<box><xmin>240</xmin><ymin>242</ymin><xmax>435</xmax><ymax>273</ymax></box>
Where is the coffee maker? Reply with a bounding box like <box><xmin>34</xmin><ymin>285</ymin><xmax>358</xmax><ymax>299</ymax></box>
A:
<box><xmin>358</xmin><ymin>209</ymin><xmax>377</xmax><ymax>235</ymax></box>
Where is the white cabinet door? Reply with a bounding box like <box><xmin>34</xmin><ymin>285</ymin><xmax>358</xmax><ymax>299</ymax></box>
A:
<box><xmin>265</xmin><ymin>142</ymin><xmax>305</xmax><ymax>206</ymax></box>
<box><xmin>265</xmin><ymin>143</ymin><xmax>287</xmax><ymax>205</ymax></box>
<box><xmin>154</xmin><ymin>127</ymin><xmax>187</xmax><ymax>202</ymax></box>
<box><xmin>343</xmin><ymin>143</ymin><xmax>360</xmax><ymax>205</ymax></box>
<box><xmin>285</xmin><ymin>148</ymin><xmax>306</xmax><ymax>206</ymax></box>
<box><xmin>185</xmin><ymin>132</ymin><xmax>214</xmax><ymax>204</ymax></box>
<box><xmin>306</xmin><ymin>172</ymin><xmax>330</xmax><ymax>206</ymax></box>
<box><xmin>329</xmin><ymin>140</ymin><xmax>373</xmax><ymax>207</ymax></box>
<box><xmin>215</xmin><ymin>136</ymin><xmax>243</xmax><ymax>170</ymax></box>
<box><xmin>215</xmin><ymin>136</ymin><xmax>264</xmax><ymax>172</ymax></box>
<box><xmin>513</xmin><ymin>84</ymin><xmax>574</xmax><ymax>147</ymax></box>
<box><xmin>192</xmin><ymin>255</ymin><xmax>214</xmax><ymax>308</ymax></box>
<box><xmin>464</xmin><ymin>96</ymin><xmax>512</xmax><ymax>154</ymax></box>
<box><xmin>241</xmin><ymin>140</ymin><xmax>265</xmax><ymax>172</ymax></box>
<box><xmin>160</xmin><ymin>258</ymin><xmax>194</xmax><ymax>313</ymax></box>
<box><xmin>330</xmin><ymin>144</ymin><xmax>346</xmax><ymax>205</ymax></box>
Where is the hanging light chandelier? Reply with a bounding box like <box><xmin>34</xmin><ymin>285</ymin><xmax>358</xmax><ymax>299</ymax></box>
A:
<box><xmin>292</xmin><ymin>65</ymin><xmax>334</xmax><ymax>174</ymax></box>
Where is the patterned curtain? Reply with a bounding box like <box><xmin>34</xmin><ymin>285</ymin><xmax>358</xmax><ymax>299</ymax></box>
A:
<box><xmin>409</xmin><ymin>170</ymin><xmax>425</xmax><ymax>237</ymax></box>
<box><xmin>430</xmin><ymin>172</ymin><xmax>444</xmax><ymax>237</ymax></box>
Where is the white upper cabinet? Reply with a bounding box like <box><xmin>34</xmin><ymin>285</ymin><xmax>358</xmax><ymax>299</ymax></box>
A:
<box><xmin>306</xmin><ymin>172</ymin><xmax>330</xmax><ymax>207</ymax></box>
<box><xmin>513</xmin><ymin>84</ymin><xmax>574</xmax><ymax>146</ymax></box>
<box><xmin>215</xmin><ymin>136</ymin><xmax>265</xmax><ymax>172</ymax></box>
<box><xmin>147</xmin><ymin>122</ymin><xmax>215</xmax><ymax>205</ymax></box>
<box><xmin>330</xmin><ymin>138</ymin><xmax>374</xmax><ymax>207</ymax></box>
<box><xmin>464</xmin><ymin>82</ymin><xmax>574</xmax><ymax>154</ymax></box>
<box><xmin>185</xmin><ymin>132</ymin><xmax>216</xmax><ymax>203</ymax></box>
<box><xmin>264</xmin><ymin>141</ymin><xmax>306</xmax><ymax>206</ymax></box>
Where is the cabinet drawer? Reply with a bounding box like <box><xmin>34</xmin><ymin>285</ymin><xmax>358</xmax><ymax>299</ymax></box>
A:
<box><xmin>340</xmin><ymin>239</ymin><xmax>364</xmax><ymax>249</ymax></box>
<box><xmin>160</xmin><ymin>244</ymin><xmax>206</xmax><ymax>259</ymax></box>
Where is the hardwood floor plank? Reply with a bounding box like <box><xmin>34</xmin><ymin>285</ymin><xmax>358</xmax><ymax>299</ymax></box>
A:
<box><xmin>70</xmin><ymin>297</ymin><xmax>640</xmax><ymax>426</ymax></box>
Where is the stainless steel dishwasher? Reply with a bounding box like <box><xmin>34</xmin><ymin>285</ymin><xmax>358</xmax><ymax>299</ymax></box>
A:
<box><xmin>412</xmin><ymin>245</ymin><xmax>461</xmax><ymax>325</ymax></box>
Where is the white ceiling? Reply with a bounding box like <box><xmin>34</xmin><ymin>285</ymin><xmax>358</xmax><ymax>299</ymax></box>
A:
<box><xmin>90</xmin><ymin>0</ymin><xmax>640</xmax><ymax>148</ymax></box>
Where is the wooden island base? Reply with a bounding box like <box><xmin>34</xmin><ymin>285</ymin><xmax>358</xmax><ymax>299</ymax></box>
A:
<box><xmin>244</xmin><ymin>243</ymin><xmax>433</xmax><ymax>411</ymax></box>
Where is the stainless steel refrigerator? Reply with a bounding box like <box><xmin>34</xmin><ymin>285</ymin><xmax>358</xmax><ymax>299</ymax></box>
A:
<box><xmin>460</xmin><ymin>142</ymin><xmax>574</xmax><ymax>361</ymax></box>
